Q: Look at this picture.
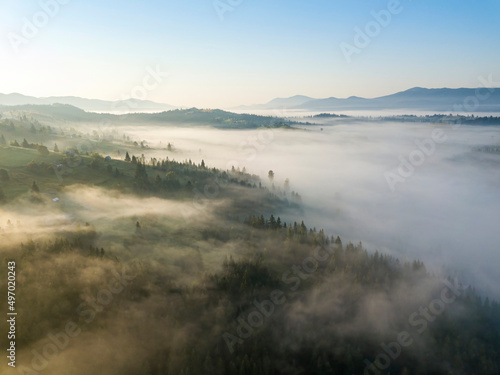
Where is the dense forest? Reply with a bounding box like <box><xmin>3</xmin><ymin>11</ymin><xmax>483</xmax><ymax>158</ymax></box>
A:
<box><xmin>1</xmin><ymin>212</ymin><xmax>499</xmax><ymax>374</ymax></box>
<box><xmin>0</xmin><ymin>105</ymin><xmax>306</xmax><ymax>129</ymax></box>
<box><xmin>377</xmin><ymin>114</ymin><xmax>500</xmax><ymax>126</ymax></box>
<box><xmin>0</xmin><ymin>110</ymin><xmax>499</xmax><ymax>375</ymax></box>
<box><xmin>311</xmin><ymin>113</ymin><xmax>500</xmax><ymax>126</ymax></box>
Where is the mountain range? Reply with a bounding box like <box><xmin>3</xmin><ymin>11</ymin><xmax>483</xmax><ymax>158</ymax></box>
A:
<box><xmin>2</xmin><ymin>87</ymin><xmax>500</xmax><ymax>114</ymax></box>
<box><xmin>233</xmin><ymin>87</ymin><xmax>500</xmax><ymax>112</ymax></box>
<box><xmin>0</xmin><ymin>93</ymin><xmax>176</xmax><ymax>113</ymax></box>
<box><xmin>0</xmin><ymin>104</ymin><xmax>306</xmax><ymax>129</ymax></box>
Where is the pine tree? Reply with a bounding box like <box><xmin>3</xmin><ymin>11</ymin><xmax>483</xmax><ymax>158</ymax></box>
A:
<box><xmin>31</xmin><ymin>181</ymin><xmax>40</xmax><ymax>193</ymax></box>
<box><xmin>54</xmin><ymin>143</ymin><xmax>59</xmax><ymax>152</ymax></box>
<box><xmin>335</xmin><ymin>236</ymin><xmax>342</xmax><ymax>248</ymax></box>
<box><xmin>155</xmin><ymin>174</ymin><xmax>162</xmax><ymax>186</ymax></box>
<box><xmin>37</xmin><ymin>145</ymin><xmax>49</xmax><ymax>156</ymax></box>
<box><xmin>125</xmin><ymin>152</ymin><xmax>131</xmax><ymax>162</ymax></box>
<box><xmin>269</xmin><ymin>214</ymin><xmax>276</xmax><ymax>229</ymax></box>
<box><xmin>268</xmin><ymin>170</ymin><xmax>274</xmax><ymax>181</ymax></box>
<box><xmin>135</xmin><ymin>162</ymin><xmax>148</xmax><ymax>184</ymax></box>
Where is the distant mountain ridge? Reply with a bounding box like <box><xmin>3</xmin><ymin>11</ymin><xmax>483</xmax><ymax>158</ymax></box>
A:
<box><xmin>0</xmin><ymin>104</ymin><xmax>306</xmax><ymax>129</ymax></box>
<box><xmin>3</xmin><ymin>87</ymin><xmax>500</xmax><ymax>113</ymax></box>
<box><xmin>236</xmin><ymin>87</ymin><xmax>500</xmax><ymax>112</ymax></box>
<box><xmin>0</xmin><ymin>93</ymin><xmax>176</xmax><ymax>112</ymax></box>
<box><xmin>233</xmin><ymin>95</ymin><xmax>316</xmax><ymax>110</ymax></box>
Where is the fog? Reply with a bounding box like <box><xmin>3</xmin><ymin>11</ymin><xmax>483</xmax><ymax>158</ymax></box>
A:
<box><xmin>121</xmin><ymin>120</ymin><xmax>500</xmax><ymax>298</ymax></box>
<box><xmin>0</xmin><ymin>184</ymin><xmax>262</xmax><ymax>375</ymax></box>
<box><xmin>1</xmin><ymin>119</ymin><xmax>498</xmax><ymax>373</ymax></box>
<box><xmin>228</xmin><ymin>108</ymin><xmax>500</xmax><ymax>118</ymax></box>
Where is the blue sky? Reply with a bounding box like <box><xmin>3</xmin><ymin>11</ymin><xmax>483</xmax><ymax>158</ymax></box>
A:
<box><xmin>1</xmin><ymin>0</ymin><xmax>499</xmax><ymax>107</ymax></box>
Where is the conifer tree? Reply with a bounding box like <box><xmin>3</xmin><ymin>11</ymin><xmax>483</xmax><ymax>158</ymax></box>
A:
<box><xmin>31</xmin><ymin>181</ymin><xmax>40</xmax><ymax>193</ymax></box>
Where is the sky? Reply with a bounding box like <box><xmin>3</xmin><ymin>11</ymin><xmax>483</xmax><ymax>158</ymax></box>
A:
<box><xmin>1</xmin><ymin>0</ymin><xmax>500</xmax><ymax>108</ymax></box>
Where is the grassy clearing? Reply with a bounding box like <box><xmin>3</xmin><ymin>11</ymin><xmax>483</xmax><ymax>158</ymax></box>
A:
<box><xmin>0</xmin><ymin>146</ymin><xmax>137</xmax><ymax>201</ymax></box>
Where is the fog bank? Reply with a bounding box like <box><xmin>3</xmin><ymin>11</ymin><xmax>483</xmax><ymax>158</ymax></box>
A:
<box><xmin>122</xmin><ymin>121</ymin><xmax>500</xmax><ymax>297</ymax></box>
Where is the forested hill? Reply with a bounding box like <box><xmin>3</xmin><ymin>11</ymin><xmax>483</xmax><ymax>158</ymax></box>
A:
<box><xmin>0</xmin><ymin>139</ymin><xmax>499</xmax><ymax>374</ymax></box>
<box><xmin>0</xmin><ymin>104</ymin><xmax>307</xmax><ymax>129</ymax></box>
<box><xmin>123</xmin><ymin>108</ymin><xmax>305</xmax><ymax>128</ymax></box>
<box><xmin>311</xmin><ymin>113</ymin><xmax>500</xmax><ymax>125</ymax></box>
<box><xmin>0</xmin><ymin>104</ymin><xmax>103</xmax><ymax>122</ymax></box>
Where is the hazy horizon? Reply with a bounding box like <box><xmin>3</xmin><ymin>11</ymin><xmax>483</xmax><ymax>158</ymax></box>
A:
<box><xmin>2</xmin><ymin>1</ymin><xmax>500</xmax><ymax>107</ymax></box>
<box><xmin>2</xmin><ymin>1</ymin><xmax>500</xmax><ymax>374</ymax></box>
<box><xmin>110</xmin><ymin>122</ymin><xmax>500</xmax><ymax>298</ymax></box>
